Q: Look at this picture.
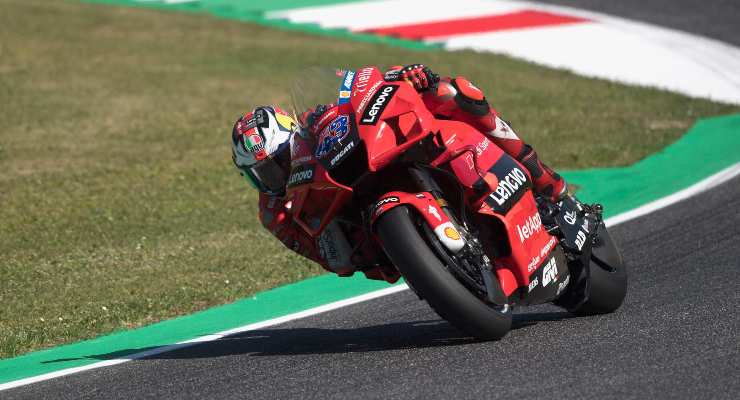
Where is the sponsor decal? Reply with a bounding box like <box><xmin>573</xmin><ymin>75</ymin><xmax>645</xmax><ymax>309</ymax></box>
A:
<box><xmin>427</xmin><ymin>204</ymin><xmax>442</xmax><ymax>222</ymax></box>
<box><xmin>244</xmin><ymin>133</ymin><xmax>264</xmax><ymax>153</ymax></box>
<box><xmin>528</xmin><ymin>277</ymin><xmax>539</xmax><ymax>292</ymax></box>
<box><xmin>318</xmin><ymin>227</ymin><xmax>339</xmax><ymax>264</ymax></box>
<box><xmin>383</xmin><ymin>69</ymin><xmax>402</xmax><ymax>81</ymax></box>
<box><xmin>355</xmin><ymin>67</ymin><xmax>373</xmax><ymax>93</ymax></box>
<box><xmin>342</xmin><ymin>70</ymin><xmax>355</xmax><ymax>89</ymax></box>
<box><xmin>291</xmin><ymin>155</ymin><xmax>313</xmax><ymax>167</ymax></box>
<box><xmin>574</xmin><ymin>219</ymin><xmax>590</xmax><ymax>251</ymax></box>
<box><xmin>517</xmin><ymin>212</ymin><xmax>543</xmax><ymax>243</ymax></box>
<box><xmin>527</xmin><ymin>233</ymin><xmax>557</xmax><ymax>272</ymax></box>
<box><xmin>575</xmin><ymin>231</ymin><xmax>587</xmax><ymax>251</ymax></box>
<box><xmin>482</xmin><ymin>156</ymin><xmax>532</xmax><ymax>215</ymax></box>
<box><xmin>475</xmin><ymin>138</ymin><xmax>491</xmax><ymax>156</ymax></box>
<box><xmin>434</xmin><ymin>221</ymin><xmax>465</xmax><ymax>252</ymax></box>
<box><xmin>564</xmin><ymin>210</ymin><xmax>577</xmax><ymax>225</ymax></box>
<box><xmin>360</xmin><ymin>85</ymin><xmax>398</xmax><ymax>125</ymax></box>
<box><xmin>357</xmin><ymin>80</ymin><xmax>383</xmax><ymax>112</ymax></box>
<box><xmin>287</xmin><ymin>164</ymin><xmax>315</xmax><ymax>187</ymax></box>
<box><xmin>415</xmin><ymin>193</ymin><xmax>426</xmax><ymax>199</ymax></box>
<box><xmin>314</xmin><ymin>107</ymin><xmax>339</xmax><ymax>132</ymax></box>
<box><xmin>541</xmin><ymin>257</ymin><xmax>558</xmax><ymax>287</ymax></box>
<box><xmin>375</xmin><ymin>196</ymin><xmax>399</xmax><ymax>207</ymax></box>
<box><xmin>540</xmin><ymin>236</ymin><xmax>557</xmax><ymax>258</ymax></box>
<box><xmin>329</xmin><ymin>140</ymin><xmax>355</xmax><ymax>167</ymax></box>
<box><xmin>489</xmin><ymin>167</ymin><xmax>528</xmax><ymax>208</ymax></box>
<box><xmin>315</xmin><ymin>115</ymin><xmax>349</xmax><ymax>158</ymax></box>
<box><xmin>444</xmin><ymin>226</ymin><xmax>461</xmax><ymax>240</ymax></box>
<box><xmin>527</xmin><ymin>254</ymin><xmax>541</xmax><ymax>273</ymax></box>
<box><xmin>373</xmin><ymin>196</ymin><xmax>399</xmax><ymax>216</ymax></box>
<box><xmin>556</xmin><ymin>275</ymin><xmax>570</xmax><ymax>296</ymax></box>
<box><xmin>338</xmin><ymin>70</ymin><xmax>355</xmax><ymax>105</ymax></box>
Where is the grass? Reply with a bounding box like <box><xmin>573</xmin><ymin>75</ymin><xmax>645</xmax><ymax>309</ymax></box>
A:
<box><xmin>0</xmin><ymin>0</ymin><xmax>737</xmax><ymax>359</ymax></box>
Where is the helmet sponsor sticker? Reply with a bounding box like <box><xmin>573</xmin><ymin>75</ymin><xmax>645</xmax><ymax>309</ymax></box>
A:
<box><xmin>359</xmin><ymin>85</ymin><xmax>398</xmax><ymax>125</ymax></box>
<box><xmin>244</xmin><ymin>133</ymin><xmax>264</xmax><ymax>153</ymax></box>
<box><xmin>315</xmin><ymin>115</ymin><xmax>350</xmax><ymax>158</ymax></box>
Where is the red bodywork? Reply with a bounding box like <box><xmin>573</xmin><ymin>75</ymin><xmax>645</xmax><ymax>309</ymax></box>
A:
<box><xmin>286</xmin><ymin>66</ymin><xmax>557</xmax><ymax>300</ymax></box>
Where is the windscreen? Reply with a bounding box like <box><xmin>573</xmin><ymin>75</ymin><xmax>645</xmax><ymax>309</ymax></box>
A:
<box><xmin>289</xmin><ymin>67</ymin><xmax>354</xmax><ymax>125</ymax></box>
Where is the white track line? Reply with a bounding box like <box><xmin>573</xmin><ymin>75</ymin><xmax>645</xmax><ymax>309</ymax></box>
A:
<box><xmin>2</xmin><ymin>162</ymin><xmax>738</xmax><ymax>391</ymax></box>
<box><xmin>0</xmin><ymin>285</ymin><xmax>409</xmax><ymax>391</ymax></box>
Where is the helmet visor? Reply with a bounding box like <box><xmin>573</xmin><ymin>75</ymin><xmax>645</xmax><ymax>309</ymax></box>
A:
<box><xmin>244</xmin><ymin>156</ymin><xmax>287</xmax><ymax>195</ymax></box>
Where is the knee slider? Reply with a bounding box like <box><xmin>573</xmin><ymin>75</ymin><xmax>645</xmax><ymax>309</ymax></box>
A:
<box><xmin>451</xmin><ymin>77</ymin><xmax>489</xmax><ymax>116</ymax></box>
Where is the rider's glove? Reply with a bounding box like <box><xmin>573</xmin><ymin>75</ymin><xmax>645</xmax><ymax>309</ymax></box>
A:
<box><xmin>385</xmin><ymin>64</ymin><xmax>439</xmax><ymax>92</ymax></box>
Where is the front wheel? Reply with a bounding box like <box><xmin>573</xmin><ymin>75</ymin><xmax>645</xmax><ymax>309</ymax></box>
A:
<box><xmin>376</xmin><ymin>206</ymin><xmax>512</xmax><ymax>340</ymax></box>
<box><xmin>571</xmin><ymin>222</ymin><xmax>628</xmax><ymax>315</ymax></box>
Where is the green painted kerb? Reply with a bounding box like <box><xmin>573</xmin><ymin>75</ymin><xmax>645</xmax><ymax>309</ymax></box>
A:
<box><xmin>562</xmin><ymin>114</ymin><xmax>740</xmax><ymax>217</ymax></box>
<box><xmin>2</xmin><ymin>114</ymin><xmax>738</xmax><ymax>385</ymax></box>
<box><xmin>0</xmin><ymin>274</ymin><xmax>399</xmax><ymax>384</ymax></box>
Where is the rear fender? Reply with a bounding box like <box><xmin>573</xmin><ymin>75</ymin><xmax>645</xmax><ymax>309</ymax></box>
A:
<box><xmin>371</xmin><ymin>191</ymin><xmax>465</xmax><ymax>253</ymax></box>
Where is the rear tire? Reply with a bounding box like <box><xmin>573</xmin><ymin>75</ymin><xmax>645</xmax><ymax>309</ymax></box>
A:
<box><xmin>376</xmin><ymin>206</ymin><xmax>512</xmax><ymax>340</ymax></box>
<box><xmin>572</xmin><ymin>222</ymin><xmax>628</xmax><ymax>316</ymax></box>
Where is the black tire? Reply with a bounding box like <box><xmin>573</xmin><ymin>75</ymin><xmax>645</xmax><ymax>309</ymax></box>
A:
<box><xmin>376</xmin><ymin>206</ymin><xmax>512</xmax><ymax>340</ymax></box>
<box><xmin>572</xmin><ymin>222</ymin><xmax>628</xmax><ymax>316</ymax></box>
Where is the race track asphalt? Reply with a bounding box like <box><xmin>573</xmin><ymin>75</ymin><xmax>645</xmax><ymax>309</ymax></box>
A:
<box><xmin>5</xmin><ymin>173</ymin><xmax>739</xmax><ymax>399</ymax></box>
<box><xmin>535</xmin><ymin>0</ymin><xmax>740</xmax><ymax>46</ymax></box>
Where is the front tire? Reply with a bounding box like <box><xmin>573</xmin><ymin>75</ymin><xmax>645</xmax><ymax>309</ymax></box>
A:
<box><xmin>376</xmin><ymin>206</ymin><xmax>512</xmax><ymax>340</ymax></box>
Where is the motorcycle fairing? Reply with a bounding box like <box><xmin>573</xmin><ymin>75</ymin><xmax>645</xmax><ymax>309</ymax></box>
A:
<box><xmin>430</xmin><ymin>121</ymin><xmax>570</xmax><ymax>301</ymax></box>
<box><xmin>286</xmin><ymin>130</ymin><xmax>354</xmax><ymax>237</ymax></box>
<box><xmin>371</xmin><ymin>191</ymin><xmax>465</xmax><ymax>253</ymax></box>
<box><xmin>286</xmin><ymin>65</ymin><xmax>571</xmax><ymax>303</ymax></box>
<box><xmin>348</xmin><ymin>67</ymin><xmax>438</xmax><ymax>172</ymax></box>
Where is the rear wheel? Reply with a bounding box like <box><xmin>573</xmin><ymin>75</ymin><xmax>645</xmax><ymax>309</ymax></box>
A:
<box><xmin>572</xmin><ymin>222</ymin><xmax>628</xmax><ymax>315</ymax></box>
<box><xmin>376</xmin><ymin>206</ymin><xmax>512</xmax><ymax>340</ymax></box>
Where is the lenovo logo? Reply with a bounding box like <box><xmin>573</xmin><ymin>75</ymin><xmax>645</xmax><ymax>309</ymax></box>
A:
<box><xmin>360</xmin><ymin>85</ymin><xmax>398</xmax><ymax>125</ymax></box>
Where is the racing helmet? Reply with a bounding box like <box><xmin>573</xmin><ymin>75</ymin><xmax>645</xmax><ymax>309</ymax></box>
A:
<box><xmin>231</xmin><ymin>106</ymin><xmax>297</xmax><ymax>195</ymax></box>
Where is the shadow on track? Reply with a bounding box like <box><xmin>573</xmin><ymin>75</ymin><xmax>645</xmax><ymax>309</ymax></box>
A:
<box><xmin>43</xmin><ymin>311</ymin><xmax>573</xmax><ymax>363</ymax></box>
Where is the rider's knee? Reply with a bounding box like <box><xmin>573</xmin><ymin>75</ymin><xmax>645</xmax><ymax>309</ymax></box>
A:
<box><xmin>450</xmin><ymin>77</ymin><xmax>490</xmax><ymax>116</ymax></box>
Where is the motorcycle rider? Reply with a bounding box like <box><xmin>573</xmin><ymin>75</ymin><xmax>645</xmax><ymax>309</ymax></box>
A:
<box><xmin>231</xmin><ymin>64</ymin><xmax>568</xmax><ymax>280</ymax></box>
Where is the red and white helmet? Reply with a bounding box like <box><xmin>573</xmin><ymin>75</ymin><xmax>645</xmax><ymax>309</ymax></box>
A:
<box><xmin>231</xmin><ymin>106</ymin><xmax>297</xmax><ymax>195</ymax></box>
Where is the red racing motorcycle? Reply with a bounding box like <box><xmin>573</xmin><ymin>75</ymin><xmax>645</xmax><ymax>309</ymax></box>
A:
<box><xmin>287</xmin><ymin>66</ymin><xmax>627</xmax><ymax>339</ymax></box>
